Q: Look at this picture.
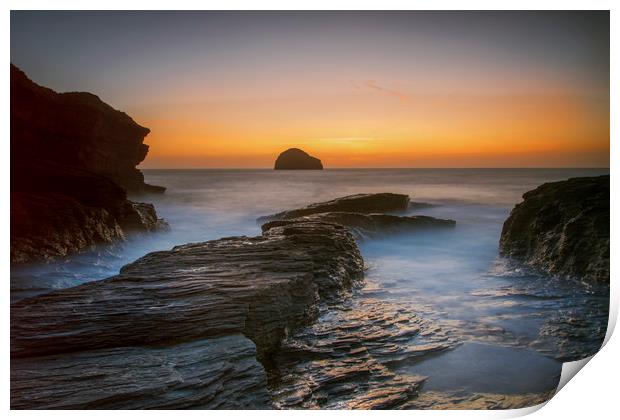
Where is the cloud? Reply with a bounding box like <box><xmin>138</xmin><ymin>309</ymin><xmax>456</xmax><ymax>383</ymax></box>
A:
<box><xmin>362</xmin><ymin>80</ymin><xmax>412</xmax><ymax>104</ymax></box>
<box><xmin>349</xmin><ymin>80</ymin><xmax>361</xmax><ymax>90</ymax></box>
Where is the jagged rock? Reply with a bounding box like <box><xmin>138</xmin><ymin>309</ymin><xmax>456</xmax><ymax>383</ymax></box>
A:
<box><xmin>11</xmin><ymin>190</ymin><xmax>125</xmax><ymax>264</ymax></box>
<box><xmin>119</xmin><ymin>201</ymin><xmax>168</xmax><ymax>232</ymax></box>
<box><xmin>11</xmin><ymin>220</ymin><xmax>364</xmax><ymax>408</ymax></box>
<box><xmin>500</xmin><ymin>175</ymin><xmax>609</xmax><ymax>283</ymax></box>
<box><xmin>274</xmin><ymin>148</ymin><xmax>323</xmax><ymax>170</ymax></box>
<box><xmin>262</xmin><ymin>213</ymin><xmax>455</xmax><ymax>239</ymax></box>
<box><xmin>271</xmin><ymin>295</ymin><xmax>456</xmax><ymax>409</ymax></box>
<box><xmin>10</xmin><ymin>64</ymin><xmax>166</xmax><ymax>263</ymax></box>
<box><xmin>259</xmin><ymin>193</ymin><xmax>410</xmax><ymax>222</ymax></box>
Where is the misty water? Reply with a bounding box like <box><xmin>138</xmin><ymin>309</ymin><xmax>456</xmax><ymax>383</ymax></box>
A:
<box><xmin>10</xmin><ymin>168</ymin><xmax>610</xmax><ymax>406</ymax></box>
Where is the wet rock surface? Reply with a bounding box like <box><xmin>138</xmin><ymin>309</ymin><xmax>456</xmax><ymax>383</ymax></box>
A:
<box><xmin>268</xmin><ymin>269</ymin><xmax>563</xmax><ymax>409</ymax></box>
<box><xmin>11</xmin><ymin>173</ymin><xmax>166</xmax><ymax>264</ymax></box>
<box><xmin>12</xmin><ymin>179</ymin><xmax>604</xmax><ymax>410</ymax></box>
<box><xmin>11</xmin><ymin>220</ymin><xmax>363</xmax><ymax>408</ymax></box>
<box><xmin>270</xmin><ymin>294</ymin><xmax>457</xmax><ymax>409</ymax></box>
<box><xmin>274</xmin><ymin>148</ymin><xmax>323</xmax><ymax>170</ymax></box>
<box><xmin>500</xmin><ymin>175</ymin><xmax>609</xmax><ymax>282</ymax></box>
<box><xmin>402</xmin><ymin>390</ymin><xmax>554</xmax><ymax>409</ymax></box>
<box><xmin>119</xmin><ymin>201</ymin><xmax>168</xmax><ymax>232</ymax></box>
<box><xmin>11</xmin><ymin>191</ymin><xmax>467</xmax><ymax>410</ymax></box>
<box><xmin>11</xmin><ymin>64</ymin><xmax>166</xmax><ymax>263</ymax></box>
<box><xmin>259</xmin><ymin>193</ymin><xmax>411</xmax><ymax>222</ymax></box>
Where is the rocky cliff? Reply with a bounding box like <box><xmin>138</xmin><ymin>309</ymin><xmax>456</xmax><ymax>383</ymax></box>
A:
<box><xmin>500</xmin><ymin>175</ymin><xmax>609</xmax><ymax>283</ymax></box>
<box><xmin>11</xmin><ymin>64</ymin><xmax>164</xmax><ymax>193</ymax></box>
<box><xmin>274</xmin><ymin>148</ymin><xmax>323</xmax><ymax>170</ymax></box>
<box><xmin>11</xmin><ymin>64</ymin><xmax>166</xmax><ymax>263</ymax></box>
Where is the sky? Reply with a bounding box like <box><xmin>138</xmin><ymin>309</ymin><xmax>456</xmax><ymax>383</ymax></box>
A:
<box><xmin>11</xmin><ymin>11</ymin><xmax>609</xmax><ymax>168</ymax></box>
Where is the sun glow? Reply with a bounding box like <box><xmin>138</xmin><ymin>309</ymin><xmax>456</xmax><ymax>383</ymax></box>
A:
<box><xmin>134</xmin><ymin>87</ymin><xmax>608</xmax><ymax>168</ymax></box>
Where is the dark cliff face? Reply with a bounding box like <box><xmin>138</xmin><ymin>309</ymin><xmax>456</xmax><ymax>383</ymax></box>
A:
<box><xmin>11</xmin><ymin>64</ymin><xmax>164</xmax><ymax>193</ymax></box>
<box><xmin>500</xmin><ymin>175</ymin><xmax>609</xmax><ymax>283</ymax></box>
<box><xmin>10</xmin><ymin>64</ymin><xmax>166</xmax><ymax>264</ymax></box>
<box><xmin>274</xmin><ymin>148</ymin><xmax>323</xmax><ymax>170</ymax></box>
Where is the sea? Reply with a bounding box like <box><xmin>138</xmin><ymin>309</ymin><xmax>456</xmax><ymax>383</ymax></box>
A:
<box><xmin>10</xmin><ymin>168</ymin><xmax>610</xmax><ymax>407</ymax></box>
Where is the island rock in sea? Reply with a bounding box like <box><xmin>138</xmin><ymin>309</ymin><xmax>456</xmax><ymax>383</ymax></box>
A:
<box><xmin>10</xmin><ymin>64</ymin><xmax>166</xmax><ymax>264</ymax></box>
<box><xmin>500</xmin><ymin>175</ymin><xmax>609</xmax><ymax>283</ymax></box>
<box><xmin>274</xmin><ymin>148</ymin><xmax>323</xmax><ymax>170</ymax></box>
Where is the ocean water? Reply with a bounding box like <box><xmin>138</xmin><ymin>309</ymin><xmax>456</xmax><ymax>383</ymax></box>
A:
<box><xmin>10</xmin><ymin>168</ymin><xmax>610</xmax><ymax>406</ymax></box>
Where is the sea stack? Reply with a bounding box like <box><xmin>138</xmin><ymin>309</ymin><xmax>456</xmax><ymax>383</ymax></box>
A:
<box><xmin>274</xmin><ymin>148</ymin><xmax>323</xmax><ymax>170</ymax></box>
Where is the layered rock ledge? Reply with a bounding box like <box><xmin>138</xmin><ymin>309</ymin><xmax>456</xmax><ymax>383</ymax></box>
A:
<box><xmin>12</xmin><ymin>191</ymin><xmax>458</xmax><ymax>409</ymax></box>
<box><xmin>263</xmin><ymin>213</ymin><xmax>455</xmax><ymax>239</ymax></box>
<box><xmin>259</xmin><ymin>193</ymin><xmax>454</xmax><ymax>238</ymax></box>
<box><xmin>500</xmin><ymin>175</ymin><xmax>609</xmax><ymax>283</ymax></box>
<box><xmin>259</xmin><ymin>193</ymin><xmax>411</xmax><ymax>222</ymax></box>
<box><xmin>11</xmin><ymin>64</ymin><xmax>166</xmax><ymax>263</ymax></box>
<box><xmin>11</xmin><ymin>220</ymin><xmax>364</xmax><ymax>409</ymax></box>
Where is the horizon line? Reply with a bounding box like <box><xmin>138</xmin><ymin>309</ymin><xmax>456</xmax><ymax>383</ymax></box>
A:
<box><xmin>140</xmin><ymin>166</ymin><xmax>611</xmax><ymax>170</ymax></box>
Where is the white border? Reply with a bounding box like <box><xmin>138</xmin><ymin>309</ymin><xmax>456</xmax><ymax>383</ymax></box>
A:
<box><xmin>3</xmin><ymin>2</ymin><xmax>617</xmax><ymax>418</ymax></box>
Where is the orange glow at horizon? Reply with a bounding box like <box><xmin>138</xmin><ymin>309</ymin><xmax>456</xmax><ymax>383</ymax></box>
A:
<box><xmin>12</xmin><ymin>11</ymin><xmax>609</xmax><ymax>169</ymax></box>
<box><xmin>134</xmin><ymin>87</ymin><xmax>609</xmax><ymax>169</ymax></box>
